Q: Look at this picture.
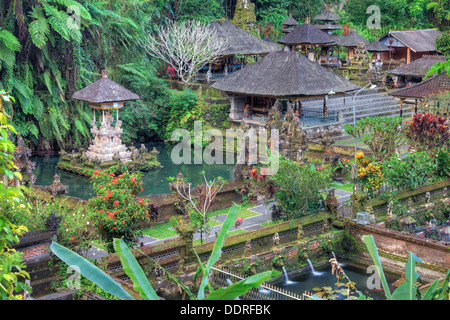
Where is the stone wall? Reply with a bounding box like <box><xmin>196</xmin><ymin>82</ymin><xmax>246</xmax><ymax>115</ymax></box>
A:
<box><xmin>347</xmin><ymin>221</ymin><xmax>450</xmax><ymax>275</ymax></box>
<box><xmin>101</xmin><ymin>212</ymin><xmax>330</xmax><ymax>284</ymax></box>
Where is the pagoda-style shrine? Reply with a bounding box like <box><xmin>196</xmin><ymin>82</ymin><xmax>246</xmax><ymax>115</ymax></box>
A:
<box><xmin>73</xmin><ymin>70</ymin><xmax>136</xmax><ymax>163</ymax></box>
<box><xmin>281</xmin><ymin>14</ymin><xmax>299</xmax><ymax>34</ymax></box>
<box><xmin>57</xmin><ymin>70</ymin><xmax>161</xmax><ymax>176</ymax></box>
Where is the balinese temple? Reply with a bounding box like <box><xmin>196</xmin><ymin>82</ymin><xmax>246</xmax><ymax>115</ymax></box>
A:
<box><xmin>366</xmin><ymin>40</ymin><xmax>390</xmax><ymax>61</ymax></box>
<box><xmin>203</xmin><ymin>20</ymin><xmax>281</xmax><ymax>81</ymax></box>
<box><xmin>378</xmin><ymin>29</ymin><xmax>442</xmax><ymax>63</ymax></box>
<box><xmin>389</xmin><ymin>72</ymin><xmax>450</xmax><ymax>116</ymax></box>
<box><xmin>389</xmin><ymin>55</ymin><xmax>447</xmax><ymax>87</ymax></box>
<box><xmin>335</xmin><ymin>31</ymin><xmax>370</xmax><ymax>60</ymax></box>
<box><xmin>277</xmin><ymin>22</ymin><xmax>335</xmax><ymax>63</ymax></box>
<box><xmin>72</xmin><ymin>70</ymin><xmax>139</xmax><ymax>163</ymax></box>
<box><xmin>281</xmin><ymin>14</ymin><xmax>299</xmax><ymax>34</ymax></box>
<box><xmin>211</xmin><ymin>51</ymin><xmax>359</xmax><ymax>122</ymax></box>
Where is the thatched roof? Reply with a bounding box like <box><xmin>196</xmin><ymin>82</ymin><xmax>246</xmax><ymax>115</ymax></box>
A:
<box><xmin>278</xmin><ymin>23</ymin><xmax>336</xmax><ymax>46</ymax></box>
<box><xmin>390</xmin><ymin>55</ymin><xmax>446</xmax><ymax>77</ymax></box>
<box><xmin>262</xmin><ymin>36</ymin><xmax>282</xmax><ymax>49</ymax></box>
<box><xmin>282</xmin><ymin>14</ymin><xmax>299</xmax><ymax>27</ymax></box>
<box><xmin>72</xmin><ymin>73</ymin><xmax>139</xmax><ymax>104</ymax></box>
<box><xmin>208</xmin><ymin>20</ymin><xmax>281</xmax><ymax>56</ymax></box>
<box><xmin>367</xmin><ymin>40</ymin><xmax>390</xmax><ymax>52</ymax></box>
<box><xmin>336</xmin><ymin>31</ymin><xmax>370</xmax><ymax>47</ymax></box>
<box><xmin>315</xmin><ymin>23</ymin><xmax>342</xmax><ymax>31</ymax></box>
<box><xmin>380</xmin><ymin>29</ymin><xmax>441</xmax><ymax>53</ymax></box>
<box><xmin>211</xmin><ymin>51</ymin><xmax>359</xmax><ymax>98</ymax></box>
<box><xmin>314</xmin><ymin>10</ymin><xmax>341</xmax><ymax>22</ymax></box>
<box><xmin>389</xmin><ymin>72</ymin><xmax>450</xmax><ymax>98</ymax></box>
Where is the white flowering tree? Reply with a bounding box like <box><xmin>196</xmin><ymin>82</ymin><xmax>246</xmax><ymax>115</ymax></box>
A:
<box><xmin>140</xmin><ymin>20</ymin><xmax>229</xmax><ymax>87</ymax></box>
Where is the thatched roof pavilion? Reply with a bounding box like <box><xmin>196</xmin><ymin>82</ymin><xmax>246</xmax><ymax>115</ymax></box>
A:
<box><xmin>72</xmin><ymin>71</ymin><xmax>139</xmax><ymax>105</ymax></box>
<box><xmin>211</xmin><ymin>51</ymin><xmax>359</xmax><ymax>120</ymax></box>
<box><xmin>208</xmin><ymin>20</ymin><xmax>281</xmax><ymax>56</ymax></box>
<box><xmin>314</xmin><ymin>10</ymin><xmax>341</xmax><ymax>34</ymax></box>
<box><xmin>212</xmin><ymin>51</ymin><xmax>358</xmax><ymax>98</ymax></box>
<box><xmin>390</xmin><ymin>72</ymin><xmax>450</xmax><ymax>99</ymax></box>
<box><xmin>389</xmin><ymin>72</ymin><xmax>450</xmax><ymax>115</ymax></box>
<box><xmin>367</xmin><ymin>41</ymin><xmax>390</xmax><ymax>53</ymax></box>
<box><xmin>336</xmin><ymin>31</ymin><xmax>369</xmax><ymax>48</ymax></box>
<box><xmin>314</xmin><ymin>10</ymin><xmax>341</xmax><ymax>22</ymax></box>
<box><xmin>281</xmin><ymin>14</ymin><xmax>299</xmax><ymax>34</ymax></box>
<box><xmin>278</xmin><ymin>23</ymin><xmax>335</xmax><ymax>46</ymax></box>
<box><xmin>390</xmin><ymin>55</ymin><xmax>446</xmax><ymax>78</ymax></box>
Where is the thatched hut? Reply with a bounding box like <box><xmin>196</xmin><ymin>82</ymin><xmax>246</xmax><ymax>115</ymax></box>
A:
<box><xmin>389</xmin><ymin>55</ymin><xmax>446</xmax><ymax>87</ymax></box>
<box><xmin>367</xmin><ymin>40</ymin><xmax>390</xmax><ymax>60</ymax></box>
<box><xmin>277</xmin><ymin>22</ymin><xmax>336</xmax><ymax>64</ymax></box>
<box><xmin>389</xmin><ymin>72</ymin><xmax>450</xmax><ymax>115</ymax></box>
<box><xmin>211</xmin><ymin>51</ymin><xmax>359</xmax><ymax>121</ymax></box>
<box><xmin>203</xmin><ymin>20</ymin><xmax>281</xmax><ymax>80</ymax></box>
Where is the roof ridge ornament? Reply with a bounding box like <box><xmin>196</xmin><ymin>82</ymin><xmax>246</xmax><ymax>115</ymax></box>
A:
<box><xmin>102</xmin><ymin>69</ymin><xmax>109</xmax><ymax>79</ymax></box>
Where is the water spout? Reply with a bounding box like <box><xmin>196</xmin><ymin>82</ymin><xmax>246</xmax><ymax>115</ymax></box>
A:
<box><xmin>331</xmin><ymin>251</ymin><xmax>346</xmax><ymax>267</ymax></box>
<box><xmin>307</xmin><ymin>258</ymin><xmax>323</xmax><ymax>276</ymax></box>
<box><xmin>282</xmin><ymin>266</ymin><xmax>296</xmax><ymax>284</ymax></box>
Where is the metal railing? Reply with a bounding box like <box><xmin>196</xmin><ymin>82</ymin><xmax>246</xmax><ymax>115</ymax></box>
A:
<box><xmin>210</xmin><ymin>267</ymin><xmax>302</xmax><ymax>300</ymax></box>
<box><xmin>297</xmin><ymin>108</ymin><xmax>339</xmax><ymax>127</ymax></box>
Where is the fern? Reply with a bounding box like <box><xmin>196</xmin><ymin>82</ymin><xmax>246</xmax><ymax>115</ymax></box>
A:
<box><xmin>26</xmin><ymin>122</ymin><xmax>40</xmax><ymax>139</ymax></box>
<box><xmin>0</xmin><ymin>29</ymin><xmax>21</xmax><ymax>52</ymax></box>
<box><xmin>43</xmin><ymin>4</ymin><xmax>70</xmax><ymax>41</ymax></box>
<box><xmin>28</xmin><ymin>6</ymin><xmax>50</xmax><ymax>49</ymax></box>
<box><xmin>0</xmin><ymin>42</ymin><xmax>16</xmax><ymax>67</ymax></box>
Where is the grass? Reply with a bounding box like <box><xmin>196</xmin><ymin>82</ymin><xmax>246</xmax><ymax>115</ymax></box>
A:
<box><xmin>142</xmin><ymin>204</ymin><xmax>262</xmax><ymax>240</ymax></box>
<box><xmin>332</xmin><ymin>181</ymin><xmax>354</xmax><ymax>193</ymax></box>
<box><xmin>142</xmin><ymin>221</ymin><xmax>178</xmax><ymax>239</ymax></box>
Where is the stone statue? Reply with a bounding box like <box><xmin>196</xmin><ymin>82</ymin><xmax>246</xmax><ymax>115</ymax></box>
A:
<box><xmin>177</xmin><ymin>258</ymin><xmax>185</xmax><ymax>273</ymax></box>
<box><xmin>444</xmin><ymin>187</ymin><xmax>448</xmax><ymax>199</ymax></box>
<box><xmin>273</xmin><ymin>232</ymin><xmax>280</xmax><ymax>248</ymax></box>
<box><xmin>425</xmin><ymin>192</ymin><xmax>431</xmax><ymax>203</ymax></box>
<box><xmin>297</xmin><ymin>225</ymin><xmax>304</xmax><ymax>241</ymax></box>
<box><xmin>387</xmin><ymin>201</ymin><xmax>393</xmax><ymax>217</ymax></box>
<box><xmin>45</xmin><ymin>211</ymin><xmax>62</xmax><ymax>231</ymax></box>
<box><xmin>243</xmin><ymin>239</ymin><xmax>252</xmax><ymax>257</ymax></box>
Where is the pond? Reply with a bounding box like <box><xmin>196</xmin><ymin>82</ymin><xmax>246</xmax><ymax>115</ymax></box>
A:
<box><xmin>270</xmin><ymin>261</ymin><xmax>399</xmax><ymax>300</ymax></box>
<box><xmin>32</xmin><ymin>141</ymin><xmax>236</xmax><ymax>200</ymax></box>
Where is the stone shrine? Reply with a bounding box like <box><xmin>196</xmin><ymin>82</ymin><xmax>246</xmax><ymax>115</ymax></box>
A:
<box><xmin>72</xmin><ymin>70</ymin><xmax>139</xmax><ymax>163</ymax></box>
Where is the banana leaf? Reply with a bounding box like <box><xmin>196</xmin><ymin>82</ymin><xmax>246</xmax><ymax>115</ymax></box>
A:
<box><xmin>113</xmin><ymin>238</ymin><xmax>159</xmax><ymax>300</ymax></box>
<box><xmin>362</xmin><ymin>235</ymin><xmax>392</xmax><ymax>300</ymax></box>
<box><xmin>203</xmin><ymin>270</ymin><xmax>280</xmax><ymax>300</ymax></box>
<box><xmin>197</xmin><ymin>203</ymin><xmax>240</xmax><ymax>300</ymax></box>
<box><xmin>50</xmin><ymin>241</ymin><xmax>134</xmax><ymax>300</ymax></box>
<box><xmin>391</xmin><ymin>252</ymin><xmax>422</xmax><ymax>300</ymax></box>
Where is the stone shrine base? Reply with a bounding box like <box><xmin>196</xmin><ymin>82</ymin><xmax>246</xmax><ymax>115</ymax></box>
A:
<box><xmin>57</xmin><ymin>148</ymin><xmax>161</xmax><ymax>177</ymax></box>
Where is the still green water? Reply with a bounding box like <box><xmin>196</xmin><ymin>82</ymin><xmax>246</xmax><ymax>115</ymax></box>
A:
<box><xmin>270</xmin><ymin>262</ymin><xmax>399</xmax><ymax>300</ymax></box>
<box><xmin>32</xmin><ymin>141</ymin><xmax>236</xmax><ymax>200</ymax></box>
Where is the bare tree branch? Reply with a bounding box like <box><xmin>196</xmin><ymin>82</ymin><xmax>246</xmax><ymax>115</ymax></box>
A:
<box><xmin>140</xmin><ymin>20</ymin><xmax>230</xmax><ymax>87</ymax></box>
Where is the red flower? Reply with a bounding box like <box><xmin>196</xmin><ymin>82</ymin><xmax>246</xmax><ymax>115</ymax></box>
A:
<box><xmin>113</xmin><ymin>200</ymin><xmax>120</xmax><ymax>206</ymax></box>
<box><xmin>109</xmin><ymin>172</ymin><xmax>115</xmax><ymax>177</ymax></box>
<box><xmin>108</xmin><ymin>212</ymin><xmax>115</xmax><ymax>219</ymax></box>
